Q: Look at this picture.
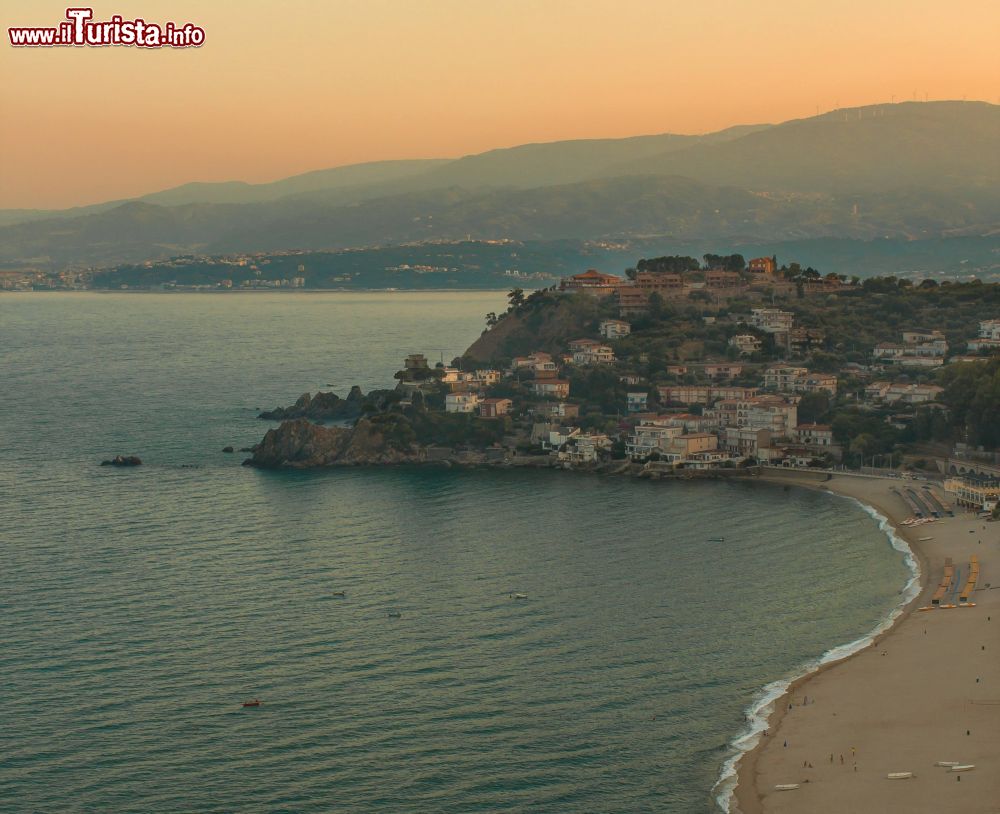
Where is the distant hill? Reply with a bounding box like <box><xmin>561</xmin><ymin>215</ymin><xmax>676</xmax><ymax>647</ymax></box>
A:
<box><xmin>1</xmin><ymin>101</ymin><xmax>997</xmax><ymax>270</ymax></box>
<box><xmin>138</xmin><ymin>158</ymin><xmax>452</xmax><ymax>206</ymax></box>
<box><xmin>0</xmin><ymin>159</ymin><xmax>451</xmax><ymax>225</ymax></box>
<box><xmin>604</xmin><ymin>101</ymin><xmax>1000</xmax><ymax>193</ymax></box>
<box><xmin>381</xmin><ymin>124</ymin><xmax>769</xmax><ymax>191</ymax></box>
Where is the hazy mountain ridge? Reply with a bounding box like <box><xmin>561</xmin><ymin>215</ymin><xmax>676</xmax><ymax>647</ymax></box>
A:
<box><xmin>1</xmin><ymin>102</ymin><xmax>997</xmax><ymax>269</ymax></box>
<box><xmin>603</xmin><ymin>101</ymin><xmax>1000</xmax><ymax>193</ymax></box>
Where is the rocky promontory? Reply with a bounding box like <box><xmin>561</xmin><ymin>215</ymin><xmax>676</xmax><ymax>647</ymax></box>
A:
<box><xmin>245</xmin><ymin>417</ymin><xmax>430</xmax><ymax>468</ymax></box>
<box><xmin>258</xmin><ymin>386</ymin><xmax>399</xmax><ymax>422</ymax></box>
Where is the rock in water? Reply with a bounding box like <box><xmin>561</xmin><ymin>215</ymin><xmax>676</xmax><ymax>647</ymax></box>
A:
<box><xmin>222</xmin><ymin>446</ymin><xmax>234</xmax><ymax>453</ymax></box>
<box><xmin>100</xmin><ymin>455</ymin><xmax>142</xmax><ymax>467</ymax></box>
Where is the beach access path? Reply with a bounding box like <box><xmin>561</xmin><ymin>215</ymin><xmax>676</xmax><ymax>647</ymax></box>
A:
<box><xmin>734</xmin><ymin>472</ymin><xmax>1000</xmax><ymax>814</ymax></box>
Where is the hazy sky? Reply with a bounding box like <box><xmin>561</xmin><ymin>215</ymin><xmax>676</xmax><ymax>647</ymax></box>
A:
<box><xmin>3</xmin><ymin>0</ymin><xmax>998</xmax><ymax>209</ymax></box>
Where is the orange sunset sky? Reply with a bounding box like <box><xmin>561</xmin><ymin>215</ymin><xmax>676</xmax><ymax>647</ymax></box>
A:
<box><xmin>2</xmin><ymin>0</ymin><xmax>998</xmax><ymax>209</ymax></box>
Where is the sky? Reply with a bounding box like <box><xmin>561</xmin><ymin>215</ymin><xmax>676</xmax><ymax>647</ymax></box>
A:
<box><xmin>2</xmin><ymin>0</ymin><xmax>998</xmax><ymax>209</ymax></box>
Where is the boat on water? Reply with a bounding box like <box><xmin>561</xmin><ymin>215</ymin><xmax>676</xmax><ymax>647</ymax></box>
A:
<box><xmin>387</xmin><ymin>610</ymin><xmax>402</xmax><ymax>618</ymax></box>
<box><xmin>512</xmin><ymin>593</ymin><xmax>527</xmax><ymax>600</ymax></box>
<box><xmin>707</xmin><ymin>537</ymin><xmax>725</xmax><ymax>542</ymax></box>
<box><xmin>242</xmin><ymin>699</ymin><xmax>261</xmax><ymax>708</ymax></box>
<box><xmin>332</xmin><ymin>590</ymin><xmax>346</xmax><ymax>598</ymax></box>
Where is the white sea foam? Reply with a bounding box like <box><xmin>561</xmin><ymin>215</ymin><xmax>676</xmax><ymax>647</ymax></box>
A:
<box><xmin>711</xmin><ymin>495</ymin><xmax>922</xmax><ymax>813</ymax></box>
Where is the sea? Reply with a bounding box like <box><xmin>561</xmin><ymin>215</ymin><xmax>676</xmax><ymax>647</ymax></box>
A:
<box><xmin>1</xmin><ymin>292</ymin><xmax>916</xmax><ymax>813</ymax></box>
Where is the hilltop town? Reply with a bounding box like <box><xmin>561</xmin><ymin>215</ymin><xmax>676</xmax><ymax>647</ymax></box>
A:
<box><xmin>249</xmin><ymin>254</ymin><xmax>1000</xmax><ymax>515</ymax></box>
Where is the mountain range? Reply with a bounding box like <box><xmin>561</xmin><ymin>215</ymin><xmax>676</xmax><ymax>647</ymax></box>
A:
<box><xmin>2</xmin><ymin>101</ymin><xmax>998</xmax><ymax>270</ymax></box>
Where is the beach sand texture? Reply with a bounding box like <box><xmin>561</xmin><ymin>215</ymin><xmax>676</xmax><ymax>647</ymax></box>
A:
<box><xmin>735</xmin><ymin>473</ymin><xmax>999</xmax><ymax>813</ymax></box>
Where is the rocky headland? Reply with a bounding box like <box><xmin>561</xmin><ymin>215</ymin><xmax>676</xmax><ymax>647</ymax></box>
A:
<box><xmin>257</xmin><ymin>386</ymin><xmax>398</xmax><ymax>422</ymax></box>
<box><xmin>244</xmin><ymin>415</ymin><xmax>758</xmax><ymax>481</ymax></box>
<box><xmin>246</xmin><ymin>417</ymin><xmax>429</xmax><ymax>468</ymax></box>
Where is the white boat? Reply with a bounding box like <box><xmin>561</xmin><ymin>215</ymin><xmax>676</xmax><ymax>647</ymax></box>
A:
<box><xmin>887</xmin><ymin>772</ymin><xmax>913</xmax><ymax>779</ymax></box>
<box><xmin>513</xmin><ymin>593</ymin><xmax>527</xmax><ymax>600</ymax></box>
<box><xmin>774</xmin><ymin>784</ymin><xmax>799</xmax><ymax>791</ymax></box>
<box><xmin>935</xmin><ymin>761</ymin><xmax>959</xmax><ymax>767</ymax></box>
<box><xmin>949</xmin><ymin>765</ymin><xmax>975</xmax><ymax>772</ymax></box>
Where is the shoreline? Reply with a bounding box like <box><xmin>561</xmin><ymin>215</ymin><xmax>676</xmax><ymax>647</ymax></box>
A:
<box><xmin>717</xmin><ymin>471</ymin><xmax>925</xmax><ymax>813</ymax></box>
<box><xmin>729</xmin><ymin>470</ymin><xmax>997</xmax><ymax>812</ymax></box>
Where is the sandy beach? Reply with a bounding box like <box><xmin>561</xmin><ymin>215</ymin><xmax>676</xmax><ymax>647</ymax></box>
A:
<box><xmin>733</xmin><ymin>471</ymin><xmax>999</xmax><ymax>813</ymax></box>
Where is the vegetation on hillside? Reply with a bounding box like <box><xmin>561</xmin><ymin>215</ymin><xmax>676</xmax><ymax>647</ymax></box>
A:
<box><xmin>468</xmin><ymin>276</ymin><xmax>1000</xmax><ymax>466</ymax></box>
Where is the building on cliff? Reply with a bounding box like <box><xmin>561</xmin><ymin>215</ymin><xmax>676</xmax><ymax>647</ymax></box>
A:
<box><xmin>559</xmin><ymin>269</ymin><xmax>623</xmax><ymax>296</ymax></box>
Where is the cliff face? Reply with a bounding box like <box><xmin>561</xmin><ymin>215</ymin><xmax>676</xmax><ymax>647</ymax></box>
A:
<box><xmin>463</xmin><ymin>294</ymin><xmax>597</xmax><ymax>362</ymax></box>
<box><xmin>246</xmin><ymin>418</ymin><xmax>428</xmax><ymax>468</ymax></box>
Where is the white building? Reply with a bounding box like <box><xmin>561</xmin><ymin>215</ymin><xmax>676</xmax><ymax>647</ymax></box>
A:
<box><xmin>967</xmin><ymin>323</ymin><xmax>1000</xmax><ymax>354</ymax></box>
<box><xmin>764</xmin><ymin>366</ymin><xmax>808</xmax><ymax>391</ymax></box>
<box><xmin>764</xmin><ymin>366</ymin><xmax>837</xmax><ymax>396</ymax></box>
<box><xmin>724</xmin><ymin>426</ymin><xmax>771</xmax><ymax>458</ymax></box>
<box><xmin>445</xmin><ymin>392</ymin><xmax>480</xmax><ymax>413</ymax></box>
<box><xmin>626</xmin><ymin>392</ymin><xmax>648</xmax><ymax>412</ymax></box>
<box><xmin>884</xmin><ymin>383</ymin><xmax>944</xmax><ymax>404</ymax></box>
<box><xmin>546</xmin><ymin>426</ymin><xmax>580</xmax><ymax>450</ymax></box>
<box><xmin>564</xmin><ymin>433</ymin><xmax>613</xmax><ymax>463</ymax></box>
<box><xmin>729</xmin><ymin>334</ymin><xmax>762</xmax><ymax>355</ymax></box>
<box><xmin>978</xmin><ymin>319</ymin><xmax>1000</xmax><ymax>340</ymax></box>
<box><xmin>967</xmin><ymin>337</ymin><xmax>1000</xmax><ymax>353</ymax></box>
<box><xmin>794</xmin><ymin>423</ymin><xmax>834</xmax><ymax>447</ymax></box>
<box><xmin>572</xmin><ymin>345</ymin><xmax>616</xmax><ymax>365</ymax></box>
<box><xmin>599</xmin><ymin>319</ymin><xmax>631</xmax><ymax>339</ymax></box>
<box><xmin>738</xmin><ymin>395</ymin><xmax>799</xmax><ymax>437</ymax></box>
<box><xmin>874</xmin><ymin>330</ymin><xmax>947</xmax><ymax>366</ymax></box>
<box><xmin>626</xmin><ymin>423</ymin><xmax>682</xmax><ymax>459</ymax></box>
<box><xmin>749</xmin><ymin>308</ymin><xmax>794</xmax><ymax>334</ymax></box>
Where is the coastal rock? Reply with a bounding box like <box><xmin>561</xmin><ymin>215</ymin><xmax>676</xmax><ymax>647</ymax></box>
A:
<box><xmin>245</xmin><ymin>418</ymin><xmax>427</xmax><ymax>469</ymax></box>
<box><xmin>257</xmin><ymin>387</ymin><xmax>392</xmax><ymax>423</ymax></box>
<box><xmin>100</xmin><ymin>455</ymin><xmax>142</xmax><ymax>467</ymax></box>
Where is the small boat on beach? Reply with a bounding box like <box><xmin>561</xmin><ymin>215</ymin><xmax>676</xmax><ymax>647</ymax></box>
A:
<box><xmin>948</xmin><ymin>765</ymin><xmax>976</xmax><ymax>772</ymax></box>
<box><xmin>935</xmin><ymin>761</ymin><xmax>960</xmax><ymax>767</ymax></box>
<box><xmin>774</xmin><ymin>784</ymin><xmax>799</xmax><ymax>791</ymax></box>
<box><xmin>887</xmin><ymin>772</ymin><xmax>913</xmax><ymax>779</ymax></box>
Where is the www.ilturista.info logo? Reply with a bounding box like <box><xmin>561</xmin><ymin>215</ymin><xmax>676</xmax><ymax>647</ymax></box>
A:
<box><xmin>9</xmin><ymin>7</ymin><xmax>205</xmax><ymax>48</ymax></box>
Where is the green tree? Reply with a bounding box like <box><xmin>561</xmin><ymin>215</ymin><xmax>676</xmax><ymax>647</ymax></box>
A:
<box><xmin>797</xmin><ymin>392</ymin><xmax>830</xmax><ymax>424</ymax></box>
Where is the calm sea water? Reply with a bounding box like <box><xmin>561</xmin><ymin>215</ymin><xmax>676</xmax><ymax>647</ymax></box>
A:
<box><xmin>1</xmin><ymin>292</ymin><xmax>912</xmax><ymax>813</ymax></box>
